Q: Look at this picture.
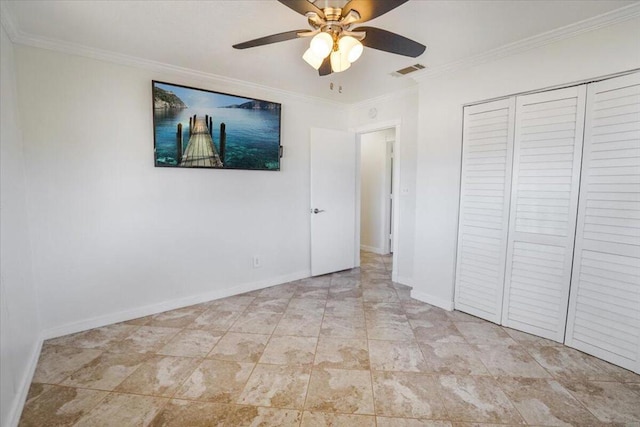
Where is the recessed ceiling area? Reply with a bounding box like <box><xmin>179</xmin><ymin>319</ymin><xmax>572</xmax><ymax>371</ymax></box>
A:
<box><xmin>2</xmin><ymin>0</ymin><xmax>636</xmax><ymax>102</ymax></box>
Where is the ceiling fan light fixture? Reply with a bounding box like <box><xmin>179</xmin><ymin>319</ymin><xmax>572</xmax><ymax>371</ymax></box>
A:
<box><xmin>330</xmin><ymin>49</ymin><xmax>351</xmax><ymax>73</ymax></box>
<box><xmin>310</xmin><ymin>32</ymin><xmax>333</xmax><ymax>58</ymax></box>
<box><xmin>302</xmin><ymin>48</ymin><xmax>323</xmax><ymax>70</ymax></box>
<box><xmin>338</xmin><ymin>35</ymin><xmax>363</xmax><ymax>63</ymax></box>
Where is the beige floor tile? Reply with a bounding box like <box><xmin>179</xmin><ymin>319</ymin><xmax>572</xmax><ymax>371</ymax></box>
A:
<box><xmin>372</xmin><ymin>371</ymin><xmax>447</xmax><ymax>419</ymax></box>
<box><xmin>207</xmin><ymin>332</ymin><xmax>269</xmax><ymax>363</ymax></box>
<box><xmin>418</xmin><ymin>343</ymin><xmax>489</xmax><ymax>375</ymax></box>
<box><xmin>189</xmin><ymin>309</ymin><xmax>243</xmax><ymax>331</ymax></box>
<box><xmin>402</xmin><ymin>303</ymin><xmax>450</xmax><ymax>322</ymax></box>
<box><xmin>451</xmin><ymin>423</ymin><xmax>522</xmax><ymax>427</ymax></box>
<box><xmin>107</xmin><ymin>326</ymin><xmax>180</xmax><ymax>354</ymax></box>
<box><xmin>157</xmin><ymin>329</ymin><xmax>223</xmax><ymax>357</ymax></box>
<box><xmin>152</xmin><ymin>400</ymin><xmax>301</xmax><ymax>426</ymax></box>
<box><xmin>321</xmin><ymin>316</ymin><xmax>367</xmax><ymax>339</ymax></box>
<box><xmin>121</xmin><ymin>316</ymin><xmax>153</xmax><ymax>326</ymax></box>
<box><xmin>325</xmin><ymin>300</ymin><xmax>365</xmax><ymax>318</ymax></box>
<box><xmin>294</xmin><ymin>287</ymin><xmax>329</xmax><ymax>299</ymax></box>
<box><xmin>74</xmin><ymin>393</ymin><xmax>167</xmax><ymax>426</ymax></box>
<box><xmin>369</xmin><ymin>340</ymin><xmax>428</xmax><ymax>372</ymax></box>
<box><xmin>115</xmin><ymin>355</ymin><xmax>200</xmax><ymax>397</ymax></box>
<box><xmin>45</xmin><ymin>324</ymin><xmax>138</xmax><ymax>350</ymax></box>
<box><xmin>18</xmin><ymin>251</ymin><xmax>640</xmax><ymax>425</ymax></box>
<box><xmin>412</xmin><ymin>321</ymin><xmax>466</xmax><ymax>344</ymax></box>
<box><xmin>314</xmin><ymin>337</ymin><xmax>369</xmax><ymax>370</ymax></box>
<box><xmin>259</xmin><ymin>335</ymin><xmax>317</xmax><ymax>365</ymax></box>
<box><xmin>226</xmin><ymin>406</ymin><xmax>302</xmax><ymax>426</ymax></box>
<box><xmin>627</xmin><ymin>382</ymin><xmax>640</xmax><ymax>394</ymax></box>
<box><xmin>330</xmin><ymin>276</ymin><xmax>360</xmax><ymax>287</ymax></box>
<box><xmin>502</xmin><ymin>327</ymin><xmax>563</xmax><ymax>348</ymax></box>
<box><xmin>205</xmin><ymin>295</ymin><xmax>255</xmax><ymax>311</ymax></box>
<box><xmin>496</xmin><ymin>377</ymin><xmax>601</xmax><ymax>426</ymax></box>
<box><xmin>526</xmin><ymin>345</ymin><xmax>614</xmax><ymax>381</ymax></box>
<box><xmin>286</xmin><ymin>298</ymin><xmax>327</xmax><ymax>314</ymax></box>
<box><xmin>445</xmin><ymin>310</ymin><xmax>486</xmax><ymax>323</ymax></box>
<box><xmin>23</xmin><ymin>383</ymin><xmax>51</xmax><ymax>406</ymax></box>
<box><xmin>229</xmin><ymin>311</ymin><xmax>283</xmax><ymax>334</ymax></box>
<box><xmin>175</xmin><ymin>359</ymin><xmax>254</xmax><ymax>403</ymax></box>
<box><xmin>18</xmin><ymin>384</ymin><xmax>108</xmax><ymax>427</ymax></box>
<box><xmin>305</xmin><ymin>368</ymin><xmax>375</xmax><ymax>415</ymax></box>
<box><xmin>366</xmin><ymin>318</ymin><xmax>415</xmax><ymax>341</ymax></box>
<box><xmin>237</xmin><ymin>364</ymin><xmax>311</xmax><ymax>409</ymax></box>
<box><xmin>364</xmin><ymin>301</ymin><xmax>405</xmax><ymax>315</ymax></box>
<box><xmin>377</xmin><ymin>418</ymin><xmax>453</xmax><ymax>427</ymax></box>
<box><xmin>593</xmin><ymin>357</ymin><xmax>640</xmax><ymax>383</ymax></box>
<box><xmin>254</xmin><ymin>283</ymin><xmax>298</xmax><ymax>299</ymax></box>
<box><xmin>363</xmin><ymin>288</ymin><xmax>400</xmax><ymax>303</ymax></box>
<box><xmin>560</xmin><ymin>379</ymin><xmax>640</xmax><ymax>424</ymax></box>
<box><xmin>246</xmin><ymin>297</ymin><xmax>290</xmax><ymax>313</ymax></box>
<box><xmin>301</xmin><ymin>411</ymin><xmax>376</xmax><ymax>426</ymax></box>
<box><xmin>453</xmin><ymin>322</ymin><xmax>517</xmax><ymax>346</ymax></box>
<box><xmin>274</xmin><ymin>312</ymin><xmax>324</xmax><ymax>337</ymax></box>
<box><xmin>62</xmin><ymin>352</ymin><xmax>149</xmax><ymax>390</ymax></box>
<box><xmin>299</xmin><ymin>276</ymin><xmax>332</xmax><ymax>288</ymax></box>
<box><xmin>437</xmin><ymin>375</ymin><xmax>524</xmax><ymax>424</ymax></box>
<box><xmin>147</xmin><ymin>306</ymin><xmax>205</xmax><ymax>328</ymax></box>
<box><xmin>475</xmin><ymin>344</ymin><xmax>551</xmax><ymax>378</ymax></box>
<box><xmin>32</xmin><ymin>345</ymin><xmax>103</xmax><ymax>384</ymax></box>
<box><xmin>329</xmin><ymin>285</ymin><xmax>363</xmax><ymax>299</ymax></box>
<box><xmin>148</xmin><ymin>399</ymin><xmax>230</xmax><ymax>426</ymax></box>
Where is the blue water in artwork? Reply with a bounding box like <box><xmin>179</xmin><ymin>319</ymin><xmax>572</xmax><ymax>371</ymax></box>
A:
<box><xmin>153</xmin><ymin>84</ymin><xmax>281</xmax><ymax>170</ymax></box>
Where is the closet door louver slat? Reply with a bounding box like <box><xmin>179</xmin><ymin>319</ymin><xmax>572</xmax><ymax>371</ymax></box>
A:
<box><xmin>455</xmin><ymin>99</ymin><xmax>515</xmax><ymax>323</ymax></box>
<box><xmin>501</xmin><ymin>86</ymin><xmax>587</xmax><ymax>342</ymax></box>
<box><xmin>565</xmin><ymin>73</ymin><xmax>640</xmax><ymax>373</ymax></box>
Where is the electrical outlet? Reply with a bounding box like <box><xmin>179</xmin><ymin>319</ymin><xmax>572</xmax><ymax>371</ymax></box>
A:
<box><xmin>252</xmin><ymin>256</ymin><xmax>261</xmax><ymax>268</ymax></box>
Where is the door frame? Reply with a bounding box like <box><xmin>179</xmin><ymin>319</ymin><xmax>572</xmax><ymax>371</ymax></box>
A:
<box><xmin>353</xmin><ymin>119</ymin><xmax>402</xmax><ymax>282</ymax></box>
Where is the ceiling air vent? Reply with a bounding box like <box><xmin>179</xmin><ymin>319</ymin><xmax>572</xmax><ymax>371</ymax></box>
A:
<box><xmin>390</xmin><ymin>63</ymin><xmax>426</xmax><ymax>77</ymax></box>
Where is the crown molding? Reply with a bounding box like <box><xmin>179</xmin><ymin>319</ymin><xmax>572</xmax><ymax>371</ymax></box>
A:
<box><xmin>0</xmin><ymin>3</ymin><xmax>346</xmax><ymax>110</ymax></box>
<box><xmin>413</xmin><ymin>2</ymin><xmax>640</xmax><ymax>82</ymax></box>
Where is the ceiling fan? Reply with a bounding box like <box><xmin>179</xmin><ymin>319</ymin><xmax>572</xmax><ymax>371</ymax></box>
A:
<box><xmin>233</xmin><ymin>0</ymin><xmax>426</xmax><ymax>76</ymax></box>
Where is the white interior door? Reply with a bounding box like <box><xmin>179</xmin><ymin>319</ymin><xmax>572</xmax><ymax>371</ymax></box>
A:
<box><xmin>310</xmin><ymin>127</ymin><xmax>356</xmax><ymax>276</ymax></box>
<box><xmin>565</xmin><ymin>72</ymin><xmax>640</xmax><ymax>373</ymax></box>
<box><xmin>501</xmin><ymin>86</ymin><xmax>586</xmax><ymax>342</ymax></box>
<box><xmin>454</xmin><ymin>98</ymin><xmax>516</xmax><ymax>323</ymax></box>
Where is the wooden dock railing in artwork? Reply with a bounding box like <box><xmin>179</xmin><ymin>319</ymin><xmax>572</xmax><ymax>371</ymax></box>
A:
<box><xmin>175</xmin><ymin>114</ymin><xmax>226</xmax><ymax>168</ymax></box>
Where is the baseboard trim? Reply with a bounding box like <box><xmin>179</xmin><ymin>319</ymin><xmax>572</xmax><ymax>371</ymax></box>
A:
<box><xmin>42</xmin><ymin>270</ymin><xmax>310</xmax><ymax>340</ymax></box>
<box><xmin>359</xmin><ymin>244</ymin><xmax>385</xmax><ymax>255</ymax></box>
<box><xmin>8</xmin><ymin>338</ymin><xmax>43</xmax><ymax>427</ymax></box>
<box><xmin>410</xmin><ymin>289</ymin><xmax>454</xmax><ymax>311</ymax></box>
<box><xmin>394</xmin><ymin>275</ymin><xmax>413</xmax><ymax>287</ymax></box>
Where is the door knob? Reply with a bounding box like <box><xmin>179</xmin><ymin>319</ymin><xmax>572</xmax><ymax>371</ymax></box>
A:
<box><xmin>313</xmin><ymin>208</ymin><xmax>325</xmax><ymax>214</ymax></box>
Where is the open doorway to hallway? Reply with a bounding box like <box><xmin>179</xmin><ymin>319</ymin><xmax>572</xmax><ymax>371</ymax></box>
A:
<box><xmin>359</xmin><ymin>127</ymin><xmax>395</xmax><ymax>256</ymax></box>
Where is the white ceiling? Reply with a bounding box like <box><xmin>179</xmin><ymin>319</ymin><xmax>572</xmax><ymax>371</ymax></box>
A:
<box><xmin>2</xmin><ymin>0</ymin><xmax>637</xmax><ymax>103</ymax></box>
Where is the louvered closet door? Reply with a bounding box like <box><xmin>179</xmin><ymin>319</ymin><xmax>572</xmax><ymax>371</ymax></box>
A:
<box><xmin>501</xmin><ymin>86</ymin><xmax>586</xmax><ymax>342</ymax></box>
<box><xmin>565</xmin><ymin>73</ymin><xmax>640</xmax><ymax>373</ymax></box>
<box><xmin>454</xmin><ymin>98</ymin><xmax>515</xmax><ymax>323</ymax></box>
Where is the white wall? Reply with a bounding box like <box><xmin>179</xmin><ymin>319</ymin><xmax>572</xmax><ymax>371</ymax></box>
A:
<box><xmin>0</xmin><ymin>25</ymin><xmax>41</xmax><ymax>427</ymax></box>
<box><xmin>14</xmin><ymin>45</ymin><xmax>348</xmax><ymax>337</ymax></box>
<box><xmin>349</xmin><ymin>88</ymin><xmax>418</xmax><ymax>283</ymax></box>
<box><xmin>360</xmin><ymin>129</ymin><xmax>392</xmax><ymax>254</ymax></box>
<box><xmin>412</xmin><ymin>17</ymin><xmax>640</xmax><ymax>309</ymax></box>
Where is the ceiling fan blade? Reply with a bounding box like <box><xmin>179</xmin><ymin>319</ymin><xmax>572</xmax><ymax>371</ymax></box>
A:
<box><xmin>354</xmin><ymin>26</ymin><xmax>426</xmax><ymax>57</ymax></box>
<box><xmin>233</xmin><ymin>30</ymin><xmax>311</xmax><ymax>49</ymax></box>
<box><xmin>342</xmin><ymin>0</ymin><xmax>409</xmax><ymax>23</ymax></box>
<box><xmin>318</xmin><ymin>56</ymin><xmax>333</xmax><ymax>76</ymax></box>
<box><xmin>278</xmin><ymin>0</ymin><xmax>325</xmax><ymax>19</ymax></box>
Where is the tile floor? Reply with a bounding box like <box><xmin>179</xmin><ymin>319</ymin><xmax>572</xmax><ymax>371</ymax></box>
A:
<box><xmin>19</xmin><ymin>251</ymin><xmax>640</xmax><ymax>426</ymax></box>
